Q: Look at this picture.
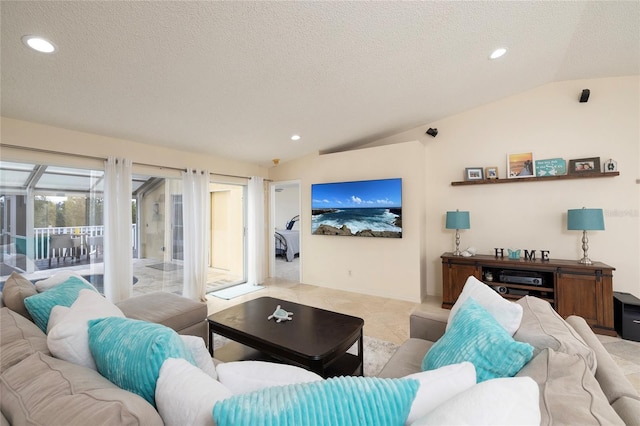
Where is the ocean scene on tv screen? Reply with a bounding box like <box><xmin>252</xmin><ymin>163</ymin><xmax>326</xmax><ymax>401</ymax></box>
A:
<box><xmin>311</xmin><ymin>178</ymin><xmax>402</xmax><ymax>238</ymax></box>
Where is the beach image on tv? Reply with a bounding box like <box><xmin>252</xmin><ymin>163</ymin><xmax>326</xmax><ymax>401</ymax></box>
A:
<box><xmin>311</xmin><ymin>178</ymin><xmax>402</xmax><ymax>238</ymax></box>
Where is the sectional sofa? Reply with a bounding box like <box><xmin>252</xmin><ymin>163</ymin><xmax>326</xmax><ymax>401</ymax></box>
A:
<box><xmin>0</xmin><ymin>271</ymin><xmax>208</xmax><ymax>425</ymax></box>
<box><xmin>379</xmin><ymin>278</ymin><xmax>640</xmax><ymax>425</ymax></box>
<box><xmin>2</xmin><ymin>270</ymin><xmax>639</xmax><ymax>425</ymax></box>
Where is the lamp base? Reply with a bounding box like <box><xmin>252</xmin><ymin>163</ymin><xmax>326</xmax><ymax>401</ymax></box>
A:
<box><xmin>453</xmin><ymin>230</ymin><xmax>463</xmax><ymax>256</ymax></box>
<box><xmin>578</xmin><ymin>230</ymin><xmax>593</xmax><ymax>265</ymax></box>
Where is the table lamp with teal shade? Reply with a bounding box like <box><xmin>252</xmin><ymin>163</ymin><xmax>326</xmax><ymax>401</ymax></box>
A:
<box><xmin>446</xmin><ymin>210</ymin><xmax>470</xmax><ymax>256</ymax></box>
<box><xmin>567</xmin><ymin>207</ymin><xmax>605</xmax><ymax>265</ymax></box>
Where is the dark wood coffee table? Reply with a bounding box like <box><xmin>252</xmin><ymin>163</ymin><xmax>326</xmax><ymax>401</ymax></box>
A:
<box><xmin>208</xmin><ymin>296</ymin><xmax>364</xmax><ymax>378</ymax></box>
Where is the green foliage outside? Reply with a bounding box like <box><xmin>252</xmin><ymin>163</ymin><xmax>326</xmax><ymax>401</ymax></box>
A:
<box><xmin>33</xmin><ymin>196</ymin><xmax>135</xmax><ymax>228</ymax></box>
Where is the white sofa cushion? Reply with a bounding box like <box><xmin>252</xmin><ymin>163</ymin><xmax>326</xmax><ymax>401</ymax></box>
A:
<box><xmin>216</xmin><ymin>360</ymin><xmax>323</xmax><ymax>394</ymax></box>
<box><xmin>411</xmin><ymin>377</ymin><xmax>540</xmax><ymax>425</ymax></box>
<box><xmin>448</xmin><ymin>275</ymin><xmax>523</xmax><ymax>335</ymax></box>
<box><xmin>179</xmin><ymin>335</ymin><xmax>217</xmax><ymax>379</ymax></box>
<box><xmin>156</xmin><ymin>358</ymin><xmax>232</xmax><ymax>426</ymax></box>
<box><xmin>47</xmin><ymin>289</ymin><xmax>125</xmax><ymax>370</ymax></box>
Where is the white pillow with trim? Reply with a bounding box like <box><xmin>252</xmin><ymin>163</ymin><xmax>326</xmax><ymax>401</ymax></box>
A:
<box><xmin>35</xmin><ymin>271</ymin><xmax>95</xmax><ymax>293</ymax></box>
<box><xmin>47</xmin><ymin>289</ymin><xmax>125</xmax><ymax>370</ymax></box>
<box><xmin>180</xmin><ymin>335</ymin><xmax>217</xmax><ymax>379</ymax></box>
<box><xmin>156</xmin><ymin>358</ymin><xmax>232</xmax><ymax>426</ymax></box>
<box><xmin>448</xmin><ymin>275</ymin><xmax>523</xmax><ymax>335</ymax></box>
<box><xmin>404</xmin><ymin>361</ymin><xmax>476</xmax><ymax>425</ymax></box>
<box><xmin>47</xmin><ymin>305</ymin><xmax>71</xmax><ymax>334</ymax></box>
<box><xmin>410</xmin><ymin>376</ymin><xmax>540</xmax><ymax>425</ymax></box>
<box><xmin>216</xmin><ymin>360</ymin><xmax>323</xmax><ymax>395</ymax></box>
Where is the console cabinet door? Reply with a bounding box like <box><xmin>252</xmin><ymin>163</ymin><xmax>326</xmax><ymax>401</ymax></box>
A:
<box><xmin>556</xmin><ymin>269</ymin><xmax>614</xmax><ymax>333</ymax></box>
<box><xmin>442</xmin><ymin>262</ymin><xmax>480</xmax><ymax>309</ymax></box>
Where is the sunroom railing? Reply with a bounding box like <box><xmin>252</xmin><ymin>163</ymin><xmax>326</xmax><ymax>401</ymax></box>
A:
<box><xmin>33</xmin><ymin>225</ymin><xmax>137</xmax><ymax>260</ymax></box>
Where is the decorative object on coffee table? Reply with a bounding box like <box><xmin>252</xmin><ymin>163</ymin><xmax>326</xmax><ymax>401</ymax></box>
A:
<box><xmin>268</xmin><ymin>305</ymin><xmax>293</xmax><ymax>323</ymax></box>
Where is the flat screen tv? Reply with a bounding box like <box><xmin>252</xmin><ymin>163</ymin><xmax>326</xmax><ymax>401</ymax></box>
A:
<box><xmin>311</xmin><ymin>178</ymin><xmax>402</xmax><ymax>238</ymax></box>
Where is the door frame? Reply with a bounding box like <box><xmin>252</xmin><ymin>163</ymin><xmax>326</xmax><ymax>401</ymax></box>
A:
<box><xmin>269</xmin><ymin>180</ymin><xmax>301</xmax><ymax>281</ymax></box>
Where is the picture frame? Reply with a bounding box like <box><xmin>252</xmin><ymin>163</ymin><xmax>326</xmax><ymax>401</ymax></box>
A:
<box><xmin>603</xmin><ymin>158</ymin><xmax>617</xmax><ymax>173</ymax></box>
<box><xmin>507</xmin><ymin>152</ymin><xmax>535</xmax><ymax>178</ymax></box>
<box><xmin>464</xmin><ymin>167</ymin><xmax>484</xmax><ymax>181</ymax></box>
<box><xmin>485</xmin><ymin>166</ymin><xmax>499</xmax><ymax>179</ymax></box>
<box><xmin>568</xmin><ymin>157</ymin><xmax>600</xmax><ymax>174</ymax></box>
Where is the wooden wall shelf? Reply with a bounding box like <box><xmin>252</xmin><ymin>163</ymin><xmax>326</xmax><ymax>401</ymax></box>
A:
<box><xmin>451</xmin><ymin>171</ymin><xmax>619</xmax><ymax>186</ymax></box>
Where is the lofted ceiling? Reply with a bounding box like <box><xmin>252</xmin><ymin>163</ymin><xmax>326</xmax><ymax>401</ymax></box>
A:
<box><xmin>1</xmin><ymin>1</ymin><xmax>639</xmax><ymax>168</ymax></box>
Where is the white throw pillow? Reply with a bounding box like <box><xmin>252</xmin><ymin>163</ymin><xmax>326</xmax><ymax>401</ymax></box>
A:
<box><xmin>47</xmin><ymin>289</ymin><xmax>125</xmax><ymax>370</ymax></box>
<box><xmin>410</xmin><ymin>377</ymin><xmax>540</xmax><ymax>425</ymax></box>
<box><xmin>35</xmin><ymin>271</ymin><xmax>95</xmax><ymax>293</ymax></box>
<box><xmin>47</xmin><ymin>305</ymin><xmax>71</xmax><ymax>334</ymax></box>
<box><xmin>216</xmin><ymin>361</ymin><xmax>323</xmax><ymax>395</ymax></box>
<box><xmin>180</xmin><ymin>335</ymin><xmax>217</xmax><ymax>379</ymax></box>
<box><xmin>448</xmin><ymin>275</ymin><xmax>523</xmax><ymax>335</ymax></box>
<box><xmin>404</xmin><ymin>362</ymin><xmax>477</xmax><ymax>425</ymax></box>
<box><xmin>156</xmin><ymin>358</ymin><xmax>233</xmax><ymax>426</ymax></box>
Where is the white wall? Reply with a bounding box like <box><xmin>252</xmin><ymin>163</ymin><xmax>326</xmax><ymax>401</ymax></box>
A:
<box><xmin>422</xmin><ymin>76</ymin><xmax>639</xmax><ymax>297</ymax></box>
<box><xmin>1</xmin><ymin>117</ymin><xmax>267</xmax><ymax>179</ymax></box>
<box><xmin>269</xmin><ymin>141</ymin><xmax>426</xmax><ymax>302</ymax></box>
<box><xmin>275</xmin><ymin>186</ymin><xmax>300</xmax><ymax>231</ymax></box>
<box><xmin>271</xmin><ymin>76</ymin><xmax>640</xmax><ymax>299</ymax></box>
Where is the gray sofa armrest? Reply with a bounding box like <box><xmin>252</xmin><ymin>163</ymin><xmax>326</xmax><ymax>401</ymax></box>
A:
<box><xmin>409</xmin><ymin>305</ymin><xmax>449</xmax><ymax>342</ymax></box>
<box><xmin>612</xmin><ymin>396</ymin><xmax>640</xmax><ymax>426</ymax></box>
<box><xmin>116</xmin><ymin>292</ymin><xmax>208</xmax><ymax>343</ymax></box>
<box><xmin>566</xmin><ymin>315</ymin><xmax>640</xmax><ymax>404</ymax></box>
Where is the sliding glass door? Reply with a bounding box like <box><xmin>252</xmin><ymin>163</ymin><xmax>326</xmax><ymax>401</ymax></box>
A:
<box><xmin>209</xmin><ymin>182</ymin><xmax>246</xmax><ymax>289</ymax></box>
<box><xmin>0</xmin><ymin>159</ymin><xmax>248</xmax><ymax>297</ymax></box>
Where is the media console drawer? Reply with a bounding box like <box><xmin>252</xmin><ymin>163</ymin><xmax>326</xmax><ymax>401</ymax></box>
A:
<box><xmin>614</xmin><ymin>291</ymin><xmax>640</xmax><ymax>342</ymax></box>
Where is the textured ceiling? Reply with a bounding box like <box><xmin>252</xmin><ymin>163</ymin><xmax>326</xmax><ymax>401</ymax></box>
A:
<box><xmin>1</xmin><ymin>1</ymin><xmax>639</xmax><ymax>167</ymax></box>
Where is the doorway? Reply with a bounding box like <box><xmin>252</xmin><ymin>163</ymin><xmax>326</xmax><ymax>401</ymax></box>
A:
<box><xmin>270</xmin><ymin>181</ymin><xmax>301</xmax><ymax>282</ymax></box>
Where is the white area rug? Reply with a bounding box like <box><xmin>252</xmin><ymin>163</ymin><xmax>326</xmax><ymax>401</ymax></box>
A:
<box><xmin>209</xmin><ymin>283</ymin><xmax>265</xmax><ymax>300</ymax></box>
<box><xmin>213</xmin><ymin>334</ymin><xmax>398</xmax><ymax>377</ymax></box>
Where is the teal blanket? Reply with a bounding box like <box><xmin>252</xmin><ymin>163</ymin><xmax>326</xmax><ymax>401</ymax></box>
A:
<box><xmin>213</xmin><ymin>376</ymin><xmax>419</xmax><ymax>426</ymax></box>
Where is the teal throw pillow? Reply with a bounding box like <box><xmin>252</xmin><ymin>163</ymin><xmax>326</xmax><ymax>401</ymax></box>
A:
<box><xmin>213</xmin><ymin>375</ymin><xmax>419</xmax><ymax>426</ymax></box>
<box><xmin>24</xmin><ymin>276</ymin><xmax>97</xmax><ymax>333</ymax></box>
<box><xmin>88</xmin><ymin>316</ymin><xmax>196</xmax><ymax>407</ymax></box>
<box><xmin>422</xmin><ymin>297</ymin><xmax>534</xmax><ymax>382</ymax></box>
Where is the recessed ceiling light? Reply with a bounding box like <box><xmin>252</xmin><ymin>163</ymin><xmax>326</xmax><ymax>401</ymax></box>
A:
<box><xmin>489</xmin><ymin>48</ymin><xmax>507</xmax><ymax>60</ymax></box>
<box><xmin>22</xmin><ymin>35</ymin><xmax>56</xmax><ymax>53</ymax></box>
<box><xmin>291</xmin><ymin>135</ymin><xmax>301</xmax><ymax>141</ymax></box>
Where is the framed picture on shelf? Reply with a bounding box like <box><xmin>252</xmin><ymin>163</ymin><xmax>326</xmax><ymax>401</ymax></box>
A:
<box><xmin>568</xmin><ymin>157</ymin><xmax>600</xmax><ymax>174</ymax></box>
<box><xmin>535</xmin><ymin>158</ymin><xmax>566</xmax><ymax>177</ymax></box>
<box><xmin>485</xmin><ymin>166</ymin><xmax>499</xmax><ymax>179</ymax></box>
<box><xmin>507</xmin><ymin>152</ymin><xmax>535</xmax><ymax>178</ymax></box>
<box><xmin>464</xmin><ymin>167</ymin><xmax>484</xmax><ymax>181</ymax></box>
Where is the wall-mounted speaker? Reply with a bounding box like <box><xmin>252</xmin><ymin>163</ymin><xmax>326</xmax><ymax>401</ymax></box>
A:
<box><xmin>580</xmin><ymin>89</ymin><xmax>590</xmax><ymax>103</ymax></box>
